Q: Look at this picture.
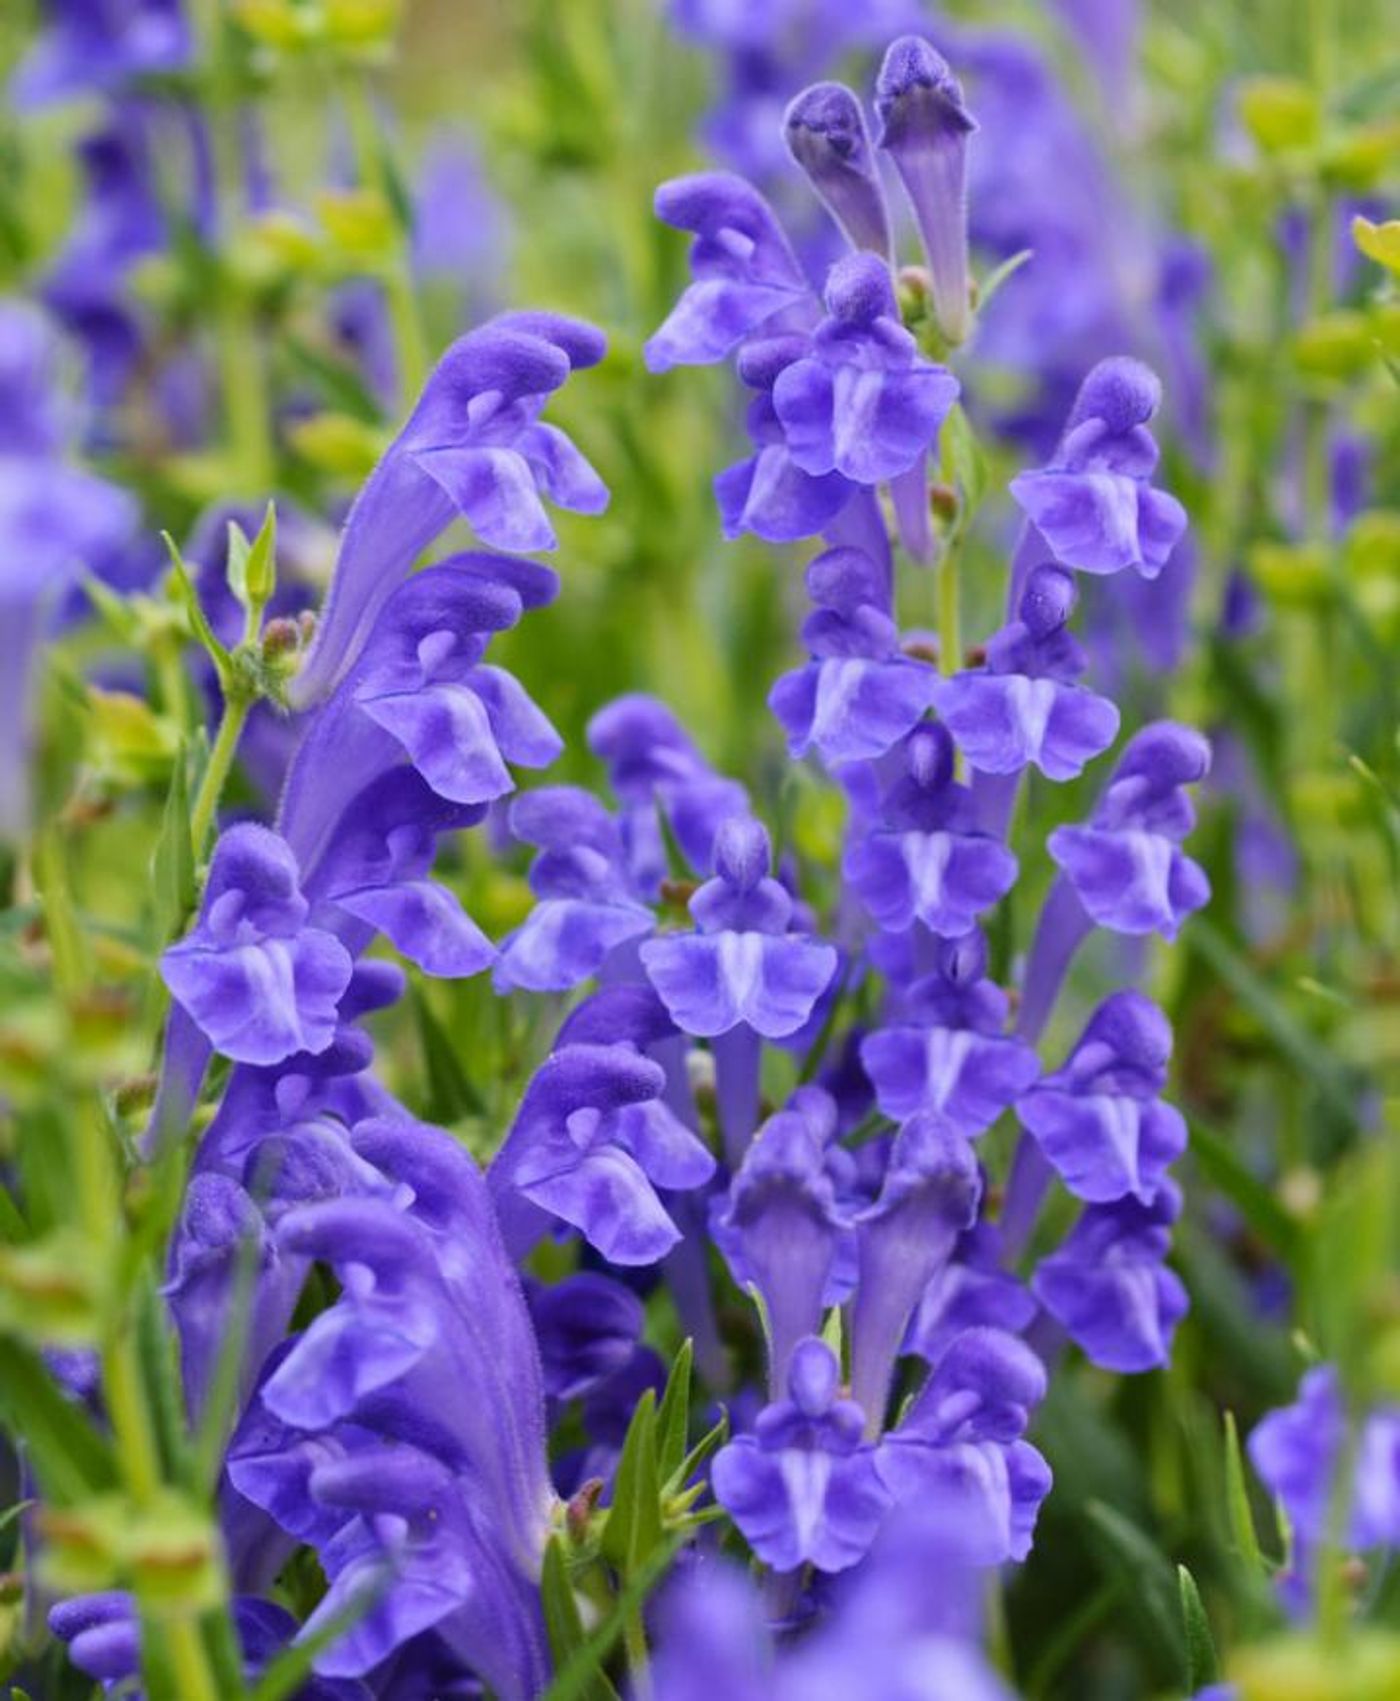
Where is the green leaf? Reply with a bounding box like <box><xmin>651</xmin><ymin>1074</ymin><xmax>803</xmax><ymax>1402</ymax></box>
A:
<box><xmin>656</xmin><ymin>1339</ymin><xmax>693</xmax><ymax>1486</ymax></box>
<box><xmin>1188</xmin><ymin>1117</ymin><xmax>1300</xmax><ymax>1262</ymax></box>
<box><xmin>162</xmin><ymin>533</ymin><xmax>231</xmax><ymax>678</ymax></box>
<box><xmin>939</xmin><ymin>402</ymin><xmax>988</xmax><ymax>518</ymax></box>
<box><xmin>243</xmin><ymin>503</ymin><xmax>278</xmax><ymax>611</ymax></box>
<box><xmin>1190</xmin><ymin>920</ymin><xmax>1358</xmax><ymax>1123</ymax></box>
<box><xmin>1224</xmin><ymin>1410</ymin><xmax>1267</xmax><ymax>1576</ymax></box>
<box><xmin>976</xmin><ymin>246</ymin><xmax>1033</xmax><ymax>314</ymax></box>
<box><xmin>542</xmin><ymin>1533</ymin><xmax>683</xmax><ymax>1701</ymax></box>
<box><xmin>601</xmin><ymin>1390</ymin><xmax>662</xmax><ymax>1576</ymax></box>
<box><xmin>411</xmin><ymin>987</ymin><xmax>486</xmax><ymax>1122</ymax></box>
<box><xmin>225</xmin><ymin>519</ymin><xmax>252</xmax><ymax>611</ymax></box>
<box><xmin>1082</xmin><ymin>1501</ymin><xmax>1184</xmax><ymax>1677</ymax></box>
<box><xmin>676</xmin><ymin>1409</ymin><xmax>729</xmax><ymax>1487</ymax></box>
<box><xmin>541</xmin><ymin>1537</ymin><xmax>620</xmax><ymax>1701</ymax></box>
<box><xmin>0</xmin><ymin>1338</ymin><xmax>118</xmax><ymax>1504</ymax></box>
<box><xmin>1178</xmin><ymin>1565</ymin><xmax>1219</xmax><ymax>1691</ymax></box>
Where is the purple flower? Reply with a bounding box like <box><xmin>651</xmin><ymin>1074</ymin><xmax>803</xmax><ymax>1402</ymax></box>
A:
<box><xmin>771</xmin><ymin>254</ymin><xmax>959</xmax><ymax>485</ymax></box>
<box><xmin>860</xmin><ymin>935</ymin><xmax>1039</xmax><ymax>1131</ymax></box>
<box><xmin>848</xmin><ymin>1112</ymin><xmax>981</xmax><ymax>1429</ymax></box>
<box><xmin>1017</xmin><ymin>990</ymin><xmax>1186</xmax><ymax>1204</ymax></box>
<box><xmin>641</xmin><ymin>816</ymin><xmax>837</xmax><ymax>1039</ymax></box>
<box><xmin>645</xmin><ymin>172</ymin><xmax>813</xmax><ymax>372</ymax></box>
<box><xmin>528</xmin><ymin>1272</ymin><xmax>644</xmax><ymax>1405</ymax></box>
<box><xmin>11</xmin><ymin>0</ymin><xmax>190</xmax><ymax>109</ymax></box>
<box><xmin>930</xmin><ymin>565</ymin><xmax>1120</xmax><ymax>781</ymax></box>
<box><xmin>1248</xmin><ymin>1366</ymin><xmax>1400</xmax><ymax>1612</ymax></box>
<box><xmin>1009</xmin><ymin>357</ymin><xmax>1188</xmax><ymax>579</ymax></box>
<box><xmin>161</xmin><ymin>825</ymin><xmax>354</xmax><ymax>1067</ymax></box>
<box><xmin>0</xmin><ymin>300</ymin><xmax>138</xmax><ymax>837</ymax></box>
<box><xmin>715</xmin><ymin>369</ymin><xmax>855</xmax><ymax>541</ymax></box>
<box><xmin>714</xmin><ymin>1097</ymin><xmax>846</xmax><ymax>1392</ymax></box>
<box><xmin>875</xmin><ymin>36</ymin><xmax>977</xmax><ymax>345</ymax></box>
<box><xmin>769</xmin><ymin>546</ymin><xmax>938</xmax><ymax>765</ymax></box>
<box><xmin>1032</xmin><ymin>1179</ymin><xmax>1188</xmax><ymax>1372</ymax></box>
<box><xmin>293</xmin><ymin>315</ymin><xmax>607</xmax><ymax>707</ymax></box>
<box><xmin>1048</xmin><ymin>721</ymin><xmax>1211</xmax><ymax>938</ymax></box>
<box><xmin>712</xmin><ymin>1337</ymin><xmax>891</xmax><ymax>1574</ymax></box>
<box><xmin>844</xmin><ymin>724</ymin><xmax>1019</xmax><ymax>938</ymax></box>
<box><xmin>586</xmin><ymin>692</ymin><xmax>750</xmax><ymax>891</ymax></box>
<box><xmin>488</xmin><ymin>1042</ymin><xmax>714</xmax><ymax>1266</ymax></box>
<box><xmin>493</xmin><ymin>786</ymin><xmax>654</xmax><ymax>991</ymax></box>
<box><xmin>784</xmin><ymin>82</ymin><xmax>892</xmax><ymax>258</ymax></box>
<box><xmin>907</xmin><ymin>1222</ymin><xmax>1037</xmax><ymax>1363</ymax></box>
<box><xmin>876</xmin><ymin>1328</ymin><xmax>1051</xmax><ymax>1565</ymax></box>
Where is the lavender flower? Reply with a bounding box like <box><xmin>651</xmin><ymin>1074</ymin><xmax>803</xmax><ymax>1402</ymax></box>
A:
<box><xmin>874</xmin><ymin>36</ymin><xmax>977</xmax><ymax>346</ymax></box>
<box><xmin>844</xmin><ymin>724</ymin><xmax>1020</xmax><ymax>939</ymax></box>
<box><xmin>11</xmin><ymin>0</ymin><xmax>190</xmax><ymax>109</ymax></box>
<box><xmin>644</xmin><ymin>173</ymin><xmax>813</xmax><ymax>373</ymax></box>
<box><xmin>1047</xmin><ymin>721</ymin><xmax>1212</xmax><ymax>939</ymax></box>
<box><xmin>1032</xmin><ymin>1180</ymin><xmax>1188</xmax><ymax>1372</ymax></box>
<box><xmin>876</xmin><ymin>1328</ymin><xmax>1051</xmax><ymax>1564</ymax></box>
<box><xmin>930</xmin><ymin>565</ymin><xmax>1121</xmax><ymax>781</ymax></box>
<box><xmin>768</xmin><ymin>545</ymin><xmax>938</xmax><ymax>765</ymax></box>
<box><xmin>293</xmin><ymin>316</ymin><xmax>607</xmax><ymax>707</ymax></box>
<box><xmin>1017</xmin><ymin>990</ymin><xmax>1185</xmax><ymax>1205</ymax></box>
<box><xmin>770</xmin><ymin>253</ymin><xmax>959</xmax><ymax>486</ymax></box>
<box><xmin>160</xmin><ymin>825</ymin><xmax>354</xmax><ymax>1067</ymax></box>
<box><xmin>712</xmin><ymin>1337</ymin><xmax>890</xmax><ymax>1574</ymax></box>
<box><xmin>784</xmin><ymin>82</ymin><xmax>893</xmax><ymax>259</ymax></box>
<box><xmin>1009</xmin><ymin>357</ymin><xmax>1188</xmax><ymax>580</ymax></box>
<box><xmin>641</xmin><ymin>816</ymin><xmax>837</xmax><ymax>1039</ymax></box>
<box><xmin>488</xmin><ymin>1041</ymin><xmax>714</xmax><ymax>1266</ymax></box>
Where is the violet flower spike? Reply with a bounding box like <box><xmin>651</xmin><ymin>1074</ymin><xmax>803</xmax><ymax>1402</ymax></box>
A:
<box><xmin>784</xmin><ymin>82</ymin><xmax>893</xmax><ymax>260</ymax></box>
<box><xmin>875</xmin><ymin>36</ymin><xmax>977</xmax><ymax>346</ymax></box>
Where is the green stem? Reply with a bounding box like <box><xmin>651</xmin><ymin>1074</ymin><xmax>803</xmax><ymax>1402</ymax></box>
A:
<box><xmin>165</xmin><ymin>1619</ymin><xmax>223</xmax><ymax>1701</ymax></box>
<box><xmin>938</xmin><ymin>533</ymin><xmax>962</xmax><ymax>677</ymax></box>
<box><xmin>190</xmin><ymin>689</ymin><xmax>252</xmax><ymax>856</ymax></box>
<box><xmin>623</xmin><ymin>1606</ymin><xmax>652</xmax><ymax>1701</ymax></box>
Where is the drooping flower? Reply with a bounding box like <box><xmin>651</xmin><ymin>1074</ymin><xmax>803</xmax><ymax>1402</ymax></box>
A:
<box><xmin>644</xmin><ymin>173</ymin><xmax>814</xmax><ymax>373</ymax></box>
<box><xmin>1032</xmin><ymin>1179</ymin><xmax>1188</xmax><ymax>1372</ymax></box>
<box><xmin>1047</xmin><ymin>721</ymin><xmax>1211</xmax><ymax>939</ymax></box>
<box><xmin>160</xmin><ymin>825</ymin><xmax>354</xmax><ymax>1068</ymax></box>
<box><xmin>844</xmin><ymin>724</ymin><xmax>1019</xmax><ymax>939</ymax></box>
<box><xmin>1009</xmin><ymin>357</ymin><xmax>1188</xmax><ymax>579</ymax></box>
<box><xmin>876</xmin><ymin>1327</ymin><xmax>1051</xmax><ymax>1564</ymax></box>
<box><xmin>874</xmin><ymin>36</ymin><xmax>977</xmax><ymax>346</ymax></box>
<box><xmin>929</xmin><ymin>565</ymin><xmax>1120</xmax><ymax>781</ymax></box>
<box><xmin>712</xmin><ymin>1337</ymin><xmax>891</xmax><ymax>1574</ymax></box>
<box><xmin>768</xmin><ymin>545</ymin><xmax>938</xmax><ymax>765</ymax></box>
<box><xmin>1017</xmin><ymin>990</ymin><xmax>1185</xmax><ymax>1204</ymax></box>
<box><xmin>488</xmin><ymin>1040</ymin><xmax>714</xmax><ymax>1266</ymax></box>
<box><xmin>641</xmin><ymin>816</ymin><xmax>837</xmax><ymax>1040</ymax></box>
<box><xmin>292</xmin><ymin>316</ymin><xmax>607</xmax><ymax>707</ymax></box>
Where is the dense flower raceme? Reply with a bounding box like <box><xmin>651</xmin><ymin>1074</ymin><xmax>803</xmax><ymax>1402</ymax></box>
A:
<box><xmin>36</xmin><ymin>29</ymin><xmax>1236</xmax><ymax>1701</ymax></box>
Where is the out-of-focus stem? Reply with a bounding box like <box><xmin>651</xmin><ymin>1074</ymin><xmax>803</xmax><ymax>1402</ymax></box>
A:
<box><xmin>340</xmin><ymin>68</ymin><xmax>429</xmax><ymax>405</ymax></box>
